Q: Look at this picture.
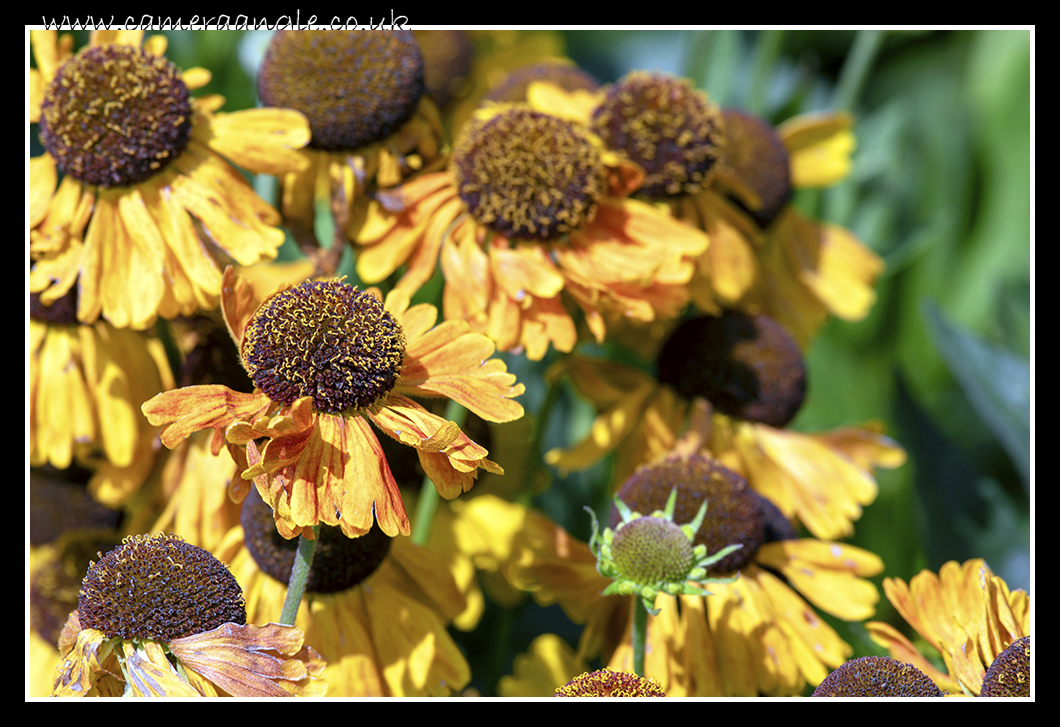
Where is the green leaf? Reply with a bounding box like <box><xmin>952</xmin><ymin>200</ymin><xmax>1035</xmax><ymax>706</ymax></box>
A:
<box><xmin>923</xmin><ymin>301</ymin><xmax>1030</xmax><ymax>490</ymax></box>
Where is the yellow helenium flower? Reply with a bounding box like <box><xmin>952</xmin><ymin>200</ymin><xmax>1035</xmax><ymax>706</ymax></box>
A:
<box><xmin>142</xmin><ymin>267</ymin><xmax>525</xmax><ymax>540</ymax></box>
<box><xmin>509</xmin><ymin>442</ymin><xmax>884</xmax><ymax>697</ymax></box>
<box><xmin>29</xmin><ymin>292</ymin><xmax>175</xmax><ymax>505</ymax></box>
<box><xmin>545</xmin><ymin>317</ymin><xmax>904</xmax><ymax>541</ymax></box>
<box><xmin>256</xmin><ymin>30</ymin><xmax>445</xmax><ymax>272</ymax></box>
<box><xmin>866</xmin><ymin>559</ymin><xmax>1031</xmax><ymax>696</ymax></box>
<box><xmin>353</xmin><ymin>104</ymin><xmax>709</xmax><ymax>360</ymax></box>
<box><xmin>29</xmin><ymin>29</ymin><xmax>310</xmax><ymax>329</ymax></box>
<box><xmin>530</xmin><ymin>71</ymin><xmax>883</xmax><ymax>345</ymax></box>
<box><xmin>52</xmin><ymin>533</ymin><xmax>325</xmax><ymax>697</ymax></box>
<box><xmin>216</xmin><ymin>490</ymin><xmax>470</xmax><ymax>697</ymax></box>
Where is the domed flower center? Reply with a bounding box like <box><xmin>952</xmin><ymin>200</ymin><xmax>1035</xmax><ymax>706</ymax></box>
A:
<box><xmin>39</xmin><ymin>44</ymin><xmax>192</xmax><ymax>189</ymax></box>
<box><xmin>980</xmin><ymin>636</ymin><xmax>1030</xmax><ymax>697</ymax></box>
<box><xmin>257</xmin><ymin>29</ymin><xmax>425</xmax><ymax>152</ymax></box>
<box><xmin>242</xmin><ymin>487</ymin><xmax>391</xmax><ymax>592</ymax></box>
<box><xmin>555</xmin><ymin>668</ymin><xmax>666</xmax><ymax>697</ymax></box>
<box><xmin>591</xmin><ymin>71</ymin><xmax>724</xmax><ymax>198</ymax></box>
<box><xmin>77</xmin><ymin>533</ymin><xmax>246</xmax><ymax>642</ymax></box>
<box><xmin>720</xmin><ymin>109</ymin><xmax>792</xmax><ymax>229</ymax></box>
<box><xmin>451</xmin><ymin>107</ymin><xmax>606</xmax><ymax>241</ymax></box>
<box><xmin>610</xmin><ymin>516</ymin><xmax>695</xmax><ymax>586</ymax></box>
<box><xmin>812</xmin><ymin>657</ymin><xmax>945</xmax><ymax>697</ymax></box>
<box><xmin>656</xmin><ymin>311</ymin><xmax>807</xmax><ymax>428</ymax></box>
<box><xmin>613</xmin><ymin>454</ymin><xmax>765</xmax><ymax>575</ymax></box>
<box><xmin>241</xmin><ymin>280</ymin><xmax>406</xmax><ymax>414</ymax></box>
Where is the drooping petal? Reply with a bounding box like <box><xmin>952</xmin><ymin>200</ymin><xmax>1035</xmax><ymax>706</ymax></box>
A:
<box><xmin>397</xmin><ymin>321</ymin><xmax>525</xmax><ymax>423</ymax></box>
<box><xmin>142</xmin><ymin>386</ymin><xmax>272</xmax><ymax>448</ymax></box>
<box><xmin>168</xmin><ymin>623</ymin><xmax>327</xmax><ymax>697</ymax></box>
<box><xmin>198</xmin><ymin>108</ymin><xmax>312</xmax><ymax>176</ymax></box>
<box><xmin>755</xmin><ymin>540</ymin><xmax>882</xmax><ymax>622</ymax></box>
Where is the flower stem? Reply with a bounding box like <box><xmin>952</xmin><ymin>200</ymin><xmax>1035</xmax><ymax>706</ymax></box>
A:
<box><xmin>412</xmin><ymin>399</ymin><xmax>467</xmax><ymax>545</ymax></box>
<box><xmin>280</xmin><ymin>526</ymin><xmax>319</xmax><ymax>626</ymax></box>
<box><xmin>632</xmin><ymin>597</ymin><xmax>649</xmax><ymax>677</ymax></box>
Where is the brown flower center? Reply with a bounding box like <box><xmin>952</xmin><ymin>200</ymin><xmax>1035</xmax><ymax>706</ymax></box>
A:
<box><xmin>720</xmin><ymin>109</ymin><xmax>792</xmax><ymax>229</ymax></box>
<box><xmin>77</xmin><ymin>533</ymin><xmax>246</xmax><ymax>642</ymax></box>
<box><xmin>812</xmin><ymin>657</ymin><xmax>946</xmax><ymax>697</ymax></box>
<box><xmin>555</xmin><ymin>668</ymin><xmax>666</xmax><ymax>697</ymax></box>
<box><xmin>241</xmin><ymin>280</ymin><xmax>406</xmax><ymax>414</ymax></box>
<box><xmin>257</xmin><ymin>29</ymin><xmax>425</xmax><ymax>152</ymax></box>
<box><xmin>656</xmin><ymin>311</ymin><xmax>807</xmax><ymax>428</ymax></box>
<box><xmin>612</xmin><ymin>454</ymin><xmax>764</xmax><ymax>575</ymax></box>
<box><xmin>241</xmin><ymin>487</ymin><xmax>391</xmax><ymax>592</ymax></box>
<box><xmin>591</xmin><ymin>71</ymin><xmax>724</xmax><ymax>198</ymax></box>
<box><xmin>39</xmin><ymin>44</ymin><xmax>192</xmax><ymax>188</ymax></box>
<box><xmin>452</xmin><ymin>107</ymin><xmax>605</xmax><ymax>241</ymax></box>
<box><xmin>980</xmin><ymin>636</ymin><xmax>1030</xmax><ymax>697</ymax></box>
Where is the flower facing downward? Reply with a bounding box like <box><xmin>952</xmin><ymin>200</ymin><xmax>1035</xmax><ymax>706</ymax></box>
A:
<box><xmin>142</xmin><ymin>268</ymin><xmax>525</xmax><ymax>540</ymax></box>
<box><xmin>587</xmin><ymin>487</ymin><xmax>742</xmax><ymax>616</ymax></box>
<box><xmin>53</xmin><ymin>533</ymin><xmax>325</xmax><ymax>697</ymax></box>
<box><xmin>555</xmin><ymin>668</ymin><xmax>666</xmax><ymax>697</ymax></box>
<box><xmin>256</xmin><ymin>29</ymin><xmax>444</xmax><ymax>263</ymax></box>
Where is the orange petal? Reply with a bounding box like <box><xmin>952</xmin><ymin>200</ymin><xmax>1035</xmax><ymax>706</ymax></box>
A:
<box><xmin>142</xmin><ymin>386</ymin><xmax>271</xmax><ymax>448</ymax></box>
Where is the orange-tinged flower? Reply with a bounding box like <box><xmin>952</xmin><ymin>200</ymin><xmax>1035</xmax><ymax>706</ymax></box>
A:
<box><xmin>142</xmin><ymin>267</ymin><xmax>524</xmax><ymax>540</ymax></box>
<box><xmin>29</xmin><ymin>29</ymin><xmax>310</xmax><ymax>329</ymax></box>
<box><xmin>530</xmin><ymin>71</ymin><xmax>883</xmax><ymax>345</ymax></box>
<box><xmin>52</xmin><ymin>533</ymin><xmax>325</xmax><ymax>697</ymax></box>
<box><xmin>353</xmin><ymin>105</ymin><xmax>709</xmax><ymax>360</ymax></box>
<box><xmin>866</xmin><ymin>559</ymin><xmax>1031</xmax><ymax>696</ymax></box>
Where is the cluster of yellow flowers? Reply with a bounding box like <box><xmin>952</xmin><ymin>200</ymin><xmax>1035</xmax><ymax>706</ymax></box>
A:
<box><xmin>29</xmin><ymin>28</ymin><xmax>1029</xmax><ymax>698</ymax></box>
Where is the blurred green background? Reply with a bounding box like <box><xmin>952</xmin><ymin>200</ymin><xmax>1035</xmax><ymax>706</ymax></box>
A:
<box><xmin>35</xmin><ymin>27</ymin><xmax>1031</xmax><ymax>693</ymax></box>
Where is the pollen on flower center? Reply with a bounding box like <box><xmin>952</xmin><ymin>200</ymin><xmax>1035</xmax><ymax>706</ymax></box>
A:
<box><xmin>242</xmin><ymin>487</ymin><xmax>391</xmax><ymax>591</ymax></box>
<box><xmin>980</xmin><ymin>636</ymin><xmax>1030</xmax><ymax>697</ymax></box>
<box><xmin>241</xmin><ymin>279</ymin><xmax>406</xmax><ymax>414</ymax></box>
<box><xmin>257</xmin><ymin>29</ymin><xmax>425</xmax><ymax>152</ymax></box>
<box><xmin>39</xmin><ymin>44</ymin><xmax>192</xmax><ymax>189</ymax></box>
<box><xmin>555</xmin><ymin>668</ymin><xmax>667</xmax><ymax>697</ymax></box>
<box><xmin>77</xmin><ymin>533</ymin><xmax>246</xmax><ymax>642</ymax></box>
<box><xmin>656</xmin><ymin>311</ymin><xmax>807</xmax><ymax>428</ymax></box>
<box><xmin>591</xmin><ymin>71</ymin><xmax>724</xmax><ymax>198</ymax></box>
<box><xmin>812</xmin><ymin>656</ymin><xmax>946</xmax><ymax>697</ymax></box>
<box><xmin>451</xmin><ymin>106</ymin><xmax>606</xmax><ymax>241</ymax></box>
<box><xmin>613</xmin><ymin>454</ymin><xmax>765</xmax><ymax>575</ymax></box>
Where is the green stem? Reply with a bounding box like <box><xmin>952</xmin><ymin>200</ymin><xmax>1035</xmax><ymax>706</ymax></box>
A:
<box><xmin>632</xmin><ymin>598</ymin><xmax>649</xmax><ymax>678</ymax></box>
<box><xmin>517</xmin><ymin>370</ymin><xmax>561</xmax><ymax>507</ymax></box>
<box><xmin>279</xmin><ymin>526</ymin><xmax>319</xmax><ymax>626</ymax></box>
<box><xmin>411</xmin><ymin>399</ymin><xmax>467</xmax><ymax>545</ymax></box>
